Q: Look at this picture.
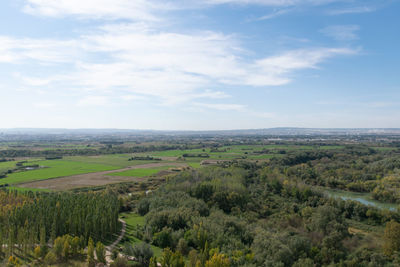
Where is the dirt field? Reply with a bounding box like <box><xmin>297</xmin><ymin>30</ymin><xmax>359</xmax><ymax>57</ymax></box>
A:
<box><xmin>18</xmin><ymin>162</ymin><xmax>188</xmax><ymax>190</ymax></box>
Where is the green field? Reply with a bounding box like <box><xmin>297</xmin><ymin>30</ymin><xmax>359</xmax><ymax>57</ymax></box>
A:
<box><xmin>6</xmin><ymin>186</ymin><xmax>51</xmax><ymax>192</ymax></box>
<box><xmin>0</xmin><ymin>144</ymin><xmax>348</xmax><ymax>189</ymax></box>
<box><xmin>64</xmin><ymin>154</ymin><xmax>157</xmax><ymax>167</ymax></box>
<box><xmin>0</xmin><ymin>160</ymin><xmax>119</xmax><ymax>185</ymax></box>
<box><xmin>121</xmin><ymin>213</ymin><xmax>163</xmax><ymax>258</ymax></box>
<box><xmin>0</xmin><ymin>161</ymin><xmax>17</xmax><ymax>173</ymax></box>
<box><xmin>109</xmin><ymin>166</ymin><xmax>174</xmax><ymax>177</ymax></box>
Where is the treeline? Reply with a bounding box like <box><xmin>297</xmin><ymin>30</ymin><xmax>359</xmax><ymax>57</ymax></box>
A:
<box><xmin>0</xmin><ymin>190</ymin><xmax>119</xmax><ymax>263</ymax></box>
<box><xmin>129</xmin><ymin>164</ymin><xmax>400</xmax><ymax>266</ymax></box>
<box><xmin>0</xmin><ymin>144</ymin><xmax>201</xmax><ymax>158</ymax></box>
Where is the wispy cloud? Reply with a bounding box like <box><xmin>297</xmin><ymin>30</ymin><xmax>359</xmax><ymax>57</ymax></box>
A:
<box><xmin>193</xmin><ymin>103</ymin><xmax>246</xmax><ymax>111</ymax></box>
<box><xmin>248</xmin><ymin>8</ymin><xmax>291</xmax><ymax>21</ymax></box>
<box><xmin>77</xmin><ymin>96</ymin><xmax>109</xmax><ymax>107</ymax></box>
<box><xmin>204</xmin><ymin>0</ymin><xmax>341</xmax><ymax>6</ymax></box>
<box><xmin>20</xmin><ymin>0</ymin><xmax>361</xmax><ymax>22</ymax></box>
<box><xmin>22</xmin><ymin>0</ymin><xmax>173</xmax><ymax>21</ymax></box>
<box><xmin>329</xmin><ymin>6</ymin><xmax>376</xmax><ymax>15</ymax></box>
<box><xmin>1</xmin><ymin>23</ymin><xmax>358</xmax><ymax>107</ymax></box>
<box><xmin>321</xmin><ymin>25</ymin><xmax>360</xmax><ymax>41</ymax></box>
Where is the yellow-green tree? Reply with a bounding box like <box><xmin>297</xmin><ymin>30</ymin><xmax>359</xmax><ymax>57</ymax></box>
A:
<box><xmin>96</xmin><ymin>241</ymin><xmax>106</xmax><ymax>264</ymax></box>
<box><xmin>205</xmin><ymin>252</ymin><xmax>230</xmax><ymax>267</ymax></box>
<box><xmin>383</xmin><ymin>220</ymin><xmax>400</xmax><ymax>256</ymax></box>
<box><xmin>161</xmin><ymin>248</ymin><xmax>185</xmax><ymax>267</ymax></box>
<box><xmin>87</xmin><ymin>237</ymin><xmax>95</xmax><ymax>267</ymax></box>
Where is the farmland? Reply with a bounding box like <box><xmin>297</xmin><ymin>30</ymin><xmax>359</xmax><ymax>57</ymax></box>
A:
<box><xmin>0</xmin><ymin>159</ymin><xmax>118</xmax><ymax>185</ymax></box>
<box><xmin>0</xmin><ymin>142</ymin><xmax>392</xmax><ymax>190</ymax></box>
<box><xmin>2</xmin><ymin>133</ymin><xmax>400</xmax><ymax>266</ymax></box>
<box><xmin>109</xmin><ymin>165</ymin><xmax>179</xmax><ymax>177</ymax></box>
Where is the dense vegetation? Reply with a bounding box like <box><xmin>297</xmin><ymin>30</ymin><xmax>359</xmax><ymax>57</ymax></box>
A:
<box><xmin>2</xmin><ymin>134</ymin><xmax>400</xmax><ymax>266</ymax></box>
<box><xmin>131</xmin><ymin>163</ymin><xmax>400</xmax><ymax>266</ymax></box>
<box><xmin>264</xmin><ymin>146</ymin><xmax>400</xmax><ymax>203</ymax></box>
<box><xmin>0</xmin><ymin>190</ymin><xmax>119</xmax><ymax>265</ymax></box>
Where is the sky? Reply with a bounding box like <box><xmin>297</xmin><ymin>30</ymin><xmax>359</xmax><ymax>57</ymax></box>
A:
<box><xmin>0</xmin><ymin>0</ymin><xmax>399</xmax><ymax>130</ymax></box>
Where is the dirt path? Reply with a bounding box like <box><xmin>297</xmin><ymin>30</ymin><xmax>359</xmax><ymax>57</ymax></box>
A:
<box><xmin>105</xmin><ymin>219</ymin><xmax>126</xmax><ymax>265</ymax></box>
<box><xmin>18</xmin><ymin>162</ymin><xmax>188</xmax><ymax>190</ymax></box>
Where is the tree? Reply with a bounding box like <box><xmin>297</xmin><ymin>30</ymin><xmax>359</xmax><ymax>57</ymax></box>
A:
<box><xmin>53</xmin><ymin>236</ymin><xmax>64</xmax><ymax>261</ymax></box>
<box><xmin>62</xmin><ymin>238</ymin><xmax>70</xmax><ymax>260</ymax></box>
<box><xmin>383</xmin><ymin>220</ymin><xmax>400</xmax><ymax>256</ymax></box>
<box><xmin>205</xmin><ymin>252</ymin><xmax>230</xmax><ymax>267</ymax></box>
<box><xmin>71</xmin><ymin>236</ymin><xmax>80</xmax><ymax>256</ymax></box>
<box><xmin>110</xmin><ymin>256</ymin><xmax>129</xmax><ymax>267</ymax></box>
<box><xmin>160</xmin><ymin>248</ymin><xmax>185</xmax><ymax>267</ymax></box>
<box><xmin>39</xmin><ymin>227</ymin><xmax>48</xmax><ymax>257</ymax></box>
<box><xmin>125</xmin><ymin>242</ymin><xmax>153</xmax><ymax>266</ymax></box>
<box><xmin>87</xmin><ymin>237</ymin><xmax>95</xmax><ymax>267</ymax></box>
<box><xmin>44</xmin><ymin>251</ymin><xmax>57</xmax><ymax>265</ymax></box>
<box><xmin>96</xmin><ymin>241</ymin><xmax>106</xmax><ymax>264</ymax></box>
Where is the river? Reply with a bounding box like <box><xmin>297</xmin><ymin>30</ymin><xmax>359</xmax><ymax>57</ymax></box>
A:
<box><xmin>324</xmin><ymin>188</ymin><xmax>399</xmax><ymax>211</ymax></box>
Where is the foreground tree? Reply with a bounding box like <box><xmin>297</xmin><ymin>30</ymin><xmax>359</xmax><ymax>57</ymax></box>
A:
<box><xmin>383</xmin><ymin>220</ymin><xmax>400</xmax><ymax>256</ymax></box>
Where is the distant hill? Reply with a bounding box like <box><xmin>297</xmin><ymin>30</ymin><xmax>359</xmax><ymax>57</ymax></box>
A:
<box><xmin>1</xmin><ymin>127</ymin><xmax>400</xmax><ymax>136</ymax></box>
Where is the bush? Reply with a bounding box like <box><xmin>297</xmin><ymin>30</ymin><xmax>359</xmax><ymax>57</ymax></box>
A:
<box><xmin>44</xmin><ymin>251</ymin><xmax>58</xmax><ymax>265</ymax></box>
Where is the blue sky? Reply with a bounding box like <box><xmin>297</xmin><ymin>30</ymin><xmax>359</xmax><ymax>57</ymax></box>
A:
<box><xmin>0</xmin><ymin>0</ymin><xmax>399</xmax><ymax>130</ymax></box>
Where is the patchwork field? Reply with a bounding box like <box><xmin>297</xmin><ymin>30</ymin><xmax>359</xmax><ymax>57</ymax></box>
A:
<box><xmin>17</xmin><ymin>162</ymin><xmax>187</xmax><ymax>190</ymax></box>
<box><xmin>0</xmin><ymin>144</ymin><xmax>347</xmax><ymax>191</ymax></box>
<box><xmin>0</xmin><ymin>160</ymin><xmax>119</xmax><ymax>186</ymax></box>
<box><xmin>109</xmin><ymin>165</ymin><xmax>177</xmax><ymax>177</ymax></box>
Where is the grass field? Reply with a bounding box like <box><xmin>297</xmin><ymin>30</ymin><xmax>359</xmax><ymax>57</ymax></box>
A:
<box><xmin>109</xmin><ymin>166</ymin><xmax>174</xmax><ymax>177</ymax></box>
<box><xmin>64</xmin><ymin>154</ymin><xmax>157</xmax><ymax>168</ymax></box>
<box><xmin>6</xmin><ymin>186</ymin><xmax>51</xmax><ymax>192</ymax></box>
<box><xmin>0</xmin><ymin>144</ymin><xmax>348</xmax><ymax>189</ymax></box>
<box><xmin>0</xmin><ymin>160</ymin><xmax>17</xmax><ymax>173</ymax></box>
<box><xmin>121</xmin><ymin>212</ymin><xmax>163</xmax><ymax>258</ymax></box>
<box><xmin>0</xmin><ymin>160</ymin><xmax>119</xmax><ymax>185</ymax></box>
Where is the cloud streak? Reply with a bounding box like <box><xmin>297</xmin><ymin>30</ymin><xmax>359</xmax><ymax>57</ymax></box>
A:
<box><xmin>321</xmin><ymin>25</ymin><xmax>360</xmax><ymax>41</ymax></box>
<box><xmin>0</xmin><ymin>23</ymin><xmax>358</xmax><ymax>107</ymax></box>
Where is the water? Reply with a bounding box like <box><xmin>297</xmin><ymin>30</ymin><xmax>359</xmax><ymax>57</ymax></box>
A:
<box><xmin>325</xmin><ymin>189</ymin><xmax>399</xmax><ymax>211</ymax></box>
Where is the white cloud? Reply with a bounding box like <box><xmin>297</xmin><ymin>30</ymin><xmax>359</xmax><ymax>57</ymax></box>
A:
<box><xmin>252</xmin><ymin>9</ymin><xmax>292</xmax><ymax>21</ymax></box>
<box><xmin>0</xmin><ymin>36</ymin><xmax>79</xmax><ymax>64</ymax></box>
<box><xmin>329</xmin><ymin>6</ymin><xmax>376</xmax><ymax>15</ymax></box>
<box><xmin>193</xmin><ymin>103</ymin><xmax>246</xmax><ymax>111</ymax></box>
<box><xmin>20</xmin><ymin>0</ymin><xmax>358</xmax><ymax>22</ymax></box>
<box><xmin>22</xmin><ymin>0</ymin><xmax>171</xmax><ymax>21</ymax></box>
<box><xmin>77</xmin><ymin>96</ymin><xmax>109</xmax><ymax>106</ymax></box>
<box><xmin>33</xmin><ymin>102</ymin><xmax>57</xmax><ymax>108</ymax></box>
<box><xmin>321</xmin><ymin>25</ymin><xmax>360</xmax><ymax>41</ymax></box>
<box><xmin>1</xmin><ymin>22</ymin><xmax>357</xmax><ymax>109</ymax></box>
<box><xmin>243</xmin><ymin>47</ymin><xmax>357</xmax><ymax>85</ymax></box>
<box><xmin>204</xmin><ymin>0</ymin><xmax>339</xmax><ymax>6</ymax></box>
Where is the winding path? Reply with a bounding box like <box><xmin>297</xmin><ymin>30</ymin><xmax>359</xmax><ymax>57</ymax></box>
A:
<box><xmin>105</xmin><ymin>219</ymin><xmax>126</xmax><ymax>265</ymax></box>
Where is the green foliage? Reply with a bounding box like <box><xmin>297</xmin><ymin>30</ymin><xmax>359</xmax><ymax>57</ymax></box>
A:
<box><xmin>87</xmin><ymin>237</ymin><xmax>95</xmax><ymax>267</ymax></box>
<box><xmin>160</xmin><ymin>248</ymin><xmax>185</xmax><ymax>267</ymax></box>
<box><xmin>44</xmin><ymin>251</ymin><xmax>57</xmax><ymax>265</ymax></box>
<box><xmin>125</xmin><ymin>242</ymin><xmax>153</xmax><ymax>266</ymax></box>
<box><xmin>110</xmin><ymin>256</ymin><xmax>129</xmax><ymax>267</ymax></box>
<box><xmin>0</xmin><ymin>189</ymin><xmax>119</xmax><ymax>257</ymax></box>
<box><xmin>96</xmin><ymin>241</ymin><xmax>106</xmax><ymax>264</ymax></box>
<box><xmin>383</xmin><ymin>220</ymin><xmax>400</xmax><ymax>256</ymax></box>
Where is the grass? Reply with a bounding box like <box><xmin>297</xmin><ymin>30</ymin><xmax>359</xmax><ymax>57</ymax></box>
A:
<box><xmin>187</xmin><ymin>161</ymin><xmax>202</xmax><ymax>168</ymax></box>
<box><xmin>109</xmin><ymin>166</ymin><xmax>173</xmax><ymax>177</ymax></box>
<box><xmin>64</xmin><ymin>154</ymin><xmax>156</xmax><ymax>168</ymax></box>
<box><xmin>121</xmin><ymin>212</ymin><xmax>163</xmax><ymax>258</ymax></box>
<box><xmin>0</xmin><ymin>160</ymin><xmax>17</xmax><ymax>173</ymax></box>
<box><xmin>0</xmin><ymin>160</ymin><xmax>119</xmax><ymax>185</ymax></box>
<box><xmin>6</xmin><ymin>186</ymin><xmax>51</xmax><ymax>192</ymax></box>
